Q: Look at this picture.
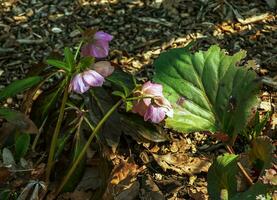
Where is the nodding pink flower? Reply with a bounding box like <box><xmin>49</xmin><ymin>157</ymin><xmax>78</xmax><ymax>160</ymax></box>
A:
<box><xmin>81</xmin><ymin>31</ymin><xmax>113</xmax><ymax>58</ymax></box>
<box><xmin>132</xmin><ymin>81</ymin><xmax>173</xmax><ymax>123</ymax></box>
<box><xmin>69</xmin><ymin>61</ymin><xmax>114</xmax><ymax>94</ymax></box>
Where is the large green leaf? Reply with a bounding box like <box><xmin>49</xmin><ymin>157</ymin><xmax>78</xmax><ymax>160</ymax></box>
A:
<box><xmin>153</xmin><ymin>45</ymin><xmax>260</xmax><ymax>136</ymax></box>
<box><xmin>207</xmin><ymin>153</ymin><xmax>238</xmax><ymax>199</ymax></box>
<box><xmin>0</xmin><ymin>76</ymin><xmax>42</xmax><ymax>101</ymax></box>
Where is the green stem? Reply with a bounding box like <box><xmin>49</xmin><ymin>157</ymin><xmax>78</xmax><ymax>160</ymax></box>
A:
<box><xmin>125</xmin><ymin>95</ymin><xmax>155</xmax><ymax>101</ymax></box>
<box><xmin>74</xmin><ymin>40</ymin><xmax>84</xmax><ymax>61</ymax></box>
<box><xmin>55</xmin><ymin>99</ymin><xmax>122</xmax><ymax>195</ymax></box>
<box><xmin>45</xmin><ymin>82</ymin><xmax>70</xmax><ymax>183</ymax></box>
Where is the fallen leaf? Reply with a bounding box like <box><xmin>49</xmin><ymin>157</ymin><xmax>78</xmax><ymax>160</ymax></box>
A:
<box><xmin>0</xmin><ymin>167</ymin><xmax>11</xmax><ymax>184</ymax></box>
<box><xmin>140</xmin><ymin>175</ymin><xmax>165</xmax><ymax>200</ymax></box>
<box><xmin>152</xmin><ymin>153</ymin><xmax>211</xmax><ymax>175</ymax></box>
<box><xmin>57</xmin><ymin>191</ymin><xmax>92</xmax><ymax>200</ymax></box>
<box><xmin>0</xmin><ymin>108</ymin><xmax>38</xmax><ymax>134</ymax></box>
<box><xmin>188</xmin><ymin>186</ymin><xmax>208</xmax><ymax>200</ymax></box>
<box><xmin>260</xmin><ymin>164</ymin><xmax>277</xmax><ymax>186</ymax></box>
<box><xmin>103</xmin><ymin>159</ymin><xmax>144</xmax><ymax>200</ymax></box>
<box><xmin>76</xmin><ymin>167</ymin><xmax>102</xmax><ymax>191</ymax></box>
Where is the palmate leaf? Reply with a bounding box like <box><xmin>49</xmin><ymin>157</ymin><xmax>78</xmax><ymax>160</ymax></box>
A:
<box><xmin>153</xmin><ymin>45</ymin><xmax>260</xmax><ymax>136</ymax></box>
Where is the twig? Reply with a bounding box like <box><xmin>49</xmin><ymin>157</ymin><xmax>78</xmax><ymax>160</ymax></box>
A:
<box><xmin>226</xmin><ymin>145</ymin><xmax>254</xmax><ymax>186</ymax></box>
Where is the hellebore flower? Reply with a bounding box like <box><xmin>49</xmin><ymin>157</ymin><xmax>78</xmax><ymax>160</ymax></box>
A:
<box><xmin>132</xmin><ymin>81</ymin><xmax>173</xmax><ymax>123</ymax></box>
<box><xmin>81</xmin><ymin>31</ymin><xmax>113</xmax><ymax>58</ymax></box>
<box><xmin>69</xmin><ymin>61</ymin><xmax>114</xmax><ymax>94</ymax></box>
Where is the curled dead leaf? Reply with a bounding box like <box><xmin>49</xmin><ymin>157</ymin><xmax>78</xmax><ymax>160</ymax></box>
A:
<box><xmin>103</xmin><ymin>159</ymin><xmax>144</xmax><ymax>200</ymax></box>
<box><xmin>152</xmin><ymin>153</ymin><xmax>211</xmax><ymax>175</ymax></box>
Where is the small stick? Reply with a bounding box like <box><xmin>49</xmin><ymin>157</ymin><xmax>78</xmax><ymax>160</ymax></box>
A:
<box><xmin>226</xmin><ymin>145</ymin><xmax>254</xmax><ymax>186</ymax></box>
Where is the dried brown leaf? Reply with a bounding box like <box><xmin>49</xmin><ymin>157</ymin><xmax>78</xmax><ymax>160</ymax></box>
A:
<box><xmin>152</xmin><ymin>153</ymin><xmax>211</xmax><ymax>175</ymax></box>
<box><xmin>0</xmin><ymin>167</ymin><xmax>11</xmax><ymax>184</ymax></box>
<box><xmin>103</xmin><ymin>159</ymin><xmax>143</xmax><ymax>200</ymax></box>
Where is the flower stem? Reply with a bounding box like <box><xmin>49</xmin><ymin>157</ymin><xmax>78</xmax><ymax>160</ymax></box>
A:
<box><xmin>45</xmin><ymin>82</ymin><xmax>70</xmax><ymax>183</ymax></box>
<box><xmin>54</xmin><ymin>99</ymin><xmax>122</xmax><ymax>195</ymax></box>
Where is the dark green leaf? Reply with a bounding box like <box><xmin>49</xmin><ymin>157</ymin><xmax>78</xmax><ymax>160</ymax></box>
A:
<box><xmin>0</xmin><ymin>76</ymin><xmax>42</xmax><ymax>101</ymax></box>
<box><xmin>15</xmin><ymin>133</ymin><xmax>30</xmax><ymax>160</ymax></box>
<box><xmin>112</xmin><ymin>91</ymin><xmax>126</xmax><ymax>98</ymax></box>
<box><xmin>0</xmin><ymin>190</ymin><xmax>11</xmax><ymax>200</ymax></box>
<box><xmin>207</xmin><ymin>153</ymin><xmax>238</xmax><ymax>199</ymax></box>
<box><xmin>64</xmin><ymin>47</ymin><xmax>74</xmax><ymax>71</ymax></box>
<box><xmin>121</xmin><ymin>114</ymin><xmax>169</xmax><ymax>143</ymax></box>
<box><xmin>78</xmin><ymin>57</ymin><xmax>94</xmax><ymax>70</ymax></box>
<box><xmin>254</xmin><ymin>112</ymin><xmax>271</xmax><ymax>136</ymax></box>
<box><xmin>153</xmin><ymin>45</ymin><xmax>260</xmax><ymax>136</ymax></box>
<box><xmin>90</xmin><ymin>88</ymin><xmax>122</xmax><ymax>152</ymax></box>
<box><xmin>106</xmin><ymin>70</ymin><xmax>136</xmax><ymax>96</ymax></box>
<box><xmin>62</xmin><ymin>128</ymin><xmax>86</xmax><ymax>192</ymax></box>
<box><xmin>31</xmin><ymin>80</ymin><xmax>65</xmax><ymax>123</ymax></box>
<box><xmin>46</xmin><ymin>59</ymin><xmax>68</xmax><ymax>72</ymax></box>
<box><xmin>248</xmin><ymin>136</ymin><xmax>275</xmax><ymax>172</ymax></box>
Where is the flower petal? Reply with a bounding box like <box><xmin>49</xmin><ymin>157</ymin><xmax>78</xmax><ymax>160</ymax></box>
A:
<box><xmin>69</xmin><ymin>74</ymin><xmax>90</xmax><ymax>94</ymax></box>
<box><xmin>82</xmin><ymin>70</ymin><xmax>104</xmax><ymax>87</ymax></box>
<box><xmin>132</xmin><ymin>99</ymin><xmax>149</xmax><ymax>116</ymax></box>
<box><xmin>93</xmin><ymin>61</ymin><xmax>114</xmax><ymax>77</ymax></box>
<box><xmin>94</xmin><ymin>31</ymin><xmax>113</xmax><ymax>41</ymax></box>
<box><xmin>144</xmin><ymin>105</ymin><xmax>166</xmax><ymax>123</ymax></box>
<box><xmin>91</xmin><ymin>40</ymin><xmax>109</xmax><ymax>58</ymax></box>
<box><xmin>142</xmin><ymin>81</ymin><xmax>163</xmax><ymax>97</ymax></box>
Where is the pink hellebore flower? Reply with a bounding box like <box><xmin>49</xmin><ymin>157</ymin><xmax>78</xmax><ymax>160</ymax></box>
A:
<box><xmin>81</xmin><ymin>31</ymin><xmax>113</xmax><ymax>58</ymax></box>
<box><xmin>69</xmin><ymin>61</ymin><xmax>114</xmax><ymax>94</ymax></box>
<box><xmin>132</xmin><ymin>81</ymin><xmax>173</xmax><ymax>123</ymax></box>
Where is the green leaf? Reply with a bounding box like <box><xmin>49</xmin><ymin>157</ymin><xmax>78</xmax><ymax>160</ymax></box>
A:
<box><xmin>248</xmin><ymin>136</ymin><xmax>275</xmax><ymax>171</ymax></box>
<box><xmin>31</xmin><ymin>80</ymin><xmax>65</xmax><ymax>123</ymax></box>
<box><xmin>106</xmin><ymin>70</ymin><xmax>136</xmax><ymax>96</ymax></box>
<box><xmin>207</xmin><ymin>153</ymin><xmax>238</xmax><ymax>199</ymax></box>
<box><xmin>78</xmin><ymin>56</ymin><xmax>94</xmax><ymax>70</ymax></box>
<box><xmin>121</xmin><ymin>114</ymin><xmax>169</xmax><ymax>143</ymax></box>
<box><xmin>153</xmin><ymin>45</ymin><xmax>260</xmax><ymax>136</ymax></box>
<box><xmin>62</xmin><ymin>128</ymin><xmax>86</xmax><ymax>192</ymax></box>
<box><xmin>254</xmin><ymin>112</ymin><xmax>271</xmax><ymax>137</ymax></box>
<box><xmin>112</xmin><ymin>91</ymin><xmax>126</xmax><ymax>98</ymax></box>
<box><xmin>64</xmin><ymin>47</ymin><xmax>74</xmax><ymax>71</ymax></box>
<box><xmin>0</xmin><ymin>190</ymin><xmax>11</xmax><ymax>200</ymax></box>
<box><xmin>0</xmin><ymin>76</ymin><xmax>42</xmax><ymax>101</ymax></box>
<box><xmin>15</xmin><ymin>133</ymin><xmax>30</xmax><ymax>160</ymax></box>
<box><xmin>46</xmin><ymin>59</ymin><xmax>68</xmax><ymax>72</ymax></box>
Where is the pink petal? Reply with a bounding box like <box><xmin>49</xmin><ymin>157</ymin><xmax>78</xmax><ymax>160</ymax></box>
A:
<box><xmin>70</xmin><ymin>74</ymin><xmax>90</xmax><ymax>94</ymax></box>
<box><xmin>142</xmin><ymin>81</ymin><xmax>163</xmax><ymax>97</ymax></box>
<box><xmin>93</xmin><ymin>61</ymin><xmax>114</xmax><ymax>77</ymax></box>
<box><xmin>91</xmin><ymin>40</ymin><xmax>109</xmax><ymax>58</ymax></box>
<box><xmin>94</xmin><ymin>31</ymin><xmax>113</xmax><ymax>41</ymax></box>
<box><xmin>82</xmin><ymin>70</ymin><xmax>104</xmax><ymax>87</ymax></box>
<box><xmin>132</xmin><ymin>100</ymin><xmax>149</xmax><ymax>116</ymax></box>
<box><xmin>144</xmin><ymin>105</ymin><xmax>166</xmax><ymax>123</ymax></box>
